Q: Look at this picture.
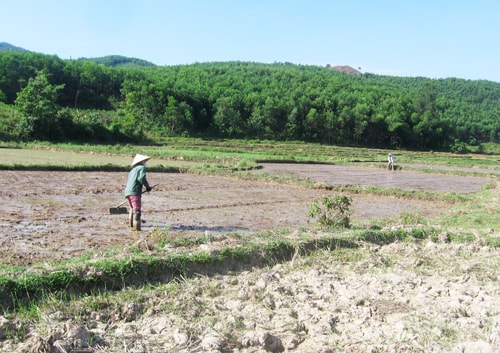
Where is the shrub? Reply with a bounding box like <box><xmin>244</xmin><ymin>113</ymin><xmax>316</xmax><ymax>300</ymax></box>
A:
<box><xmin>308</xmin><ymin>194</ymin><xmax>352</xmax><ymax>228</ymax></box>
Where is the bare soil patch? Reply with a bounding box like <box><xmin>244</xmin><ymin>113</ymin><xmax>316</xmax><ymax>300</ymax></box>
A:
<box><xmin>2</xmin><ymin>242</ymin><xmax>498</xmax><ymax>353</ymax></box>
<box><xmin>256</xmin><ymin>163</ymin><xmax>493</xmax><ymax>192</ymax></box>
<box><xmin>0</xmin><ymin>163</ymin><xmax>494</xmax><ymax>265</ymax></box>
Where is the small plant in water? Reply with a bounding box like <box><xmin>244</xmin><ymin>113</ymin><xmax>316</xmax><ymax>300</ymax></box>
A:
<box><xmin>308</xmin><ymin>194</ymin><xmax>352</xmax><ymax>228</ymax></box>
<box><xmin>149</xmin><ymin>225</ymin><xmax>172</xmax><ymax>246</ymax></box>
<box><xmin>399</xmin><ymin>211</ymin><xmax>424</xmax><ymax>225</ymax></box>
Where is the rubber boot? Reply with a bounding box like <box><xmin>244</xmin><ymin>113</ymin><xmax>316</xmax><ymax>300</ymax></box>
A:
<box><xmin>129</xmin><ymin>209</ymin><xmax>134</xmax><ymax>228</ymax></box>
<box><xmin>133</xmin><ymin>210</ymin><xmax>141</xmax><ymax>231</ymax></box>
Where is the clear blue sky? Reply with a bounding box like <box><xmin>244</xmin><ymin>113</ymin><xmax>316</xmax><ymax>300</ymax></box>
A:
<box><xmin>2</xmin><ymin>0</ymin><xmax>499</xmax><ymax>82</ymax></box>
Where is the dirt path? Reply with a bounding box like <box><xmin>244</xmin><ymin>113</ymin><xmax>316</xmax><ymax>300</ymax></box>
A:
<box><xmin>0</xmin><ymin>164</ymin><xmax>494</xmax><ymax>265</ymax></box>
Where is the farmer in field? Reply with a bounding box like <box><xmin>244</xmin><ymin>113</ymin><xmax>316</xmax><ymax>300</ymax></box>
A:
<box><xmin>125</xmin><ymin>154</ymin><xmax>152</xmax><ymax>231</ymax></box>
<box><xmin>387</xmin><ymin>153</ymin><xmax>396</xmax><ymax>171</ymax></box>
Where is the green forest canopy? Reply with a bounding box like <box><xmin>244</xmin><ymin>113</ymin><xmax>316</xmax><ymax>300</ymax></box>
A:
<box><xmin>0</xmin><ymin>49</ymin><xmax>499</xmax><ymax>151</ymax></box>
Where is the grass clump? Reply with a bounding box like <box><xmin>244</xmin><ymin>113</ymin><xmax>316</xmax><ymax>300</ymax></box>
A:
<box><xmin>431</xmin><ymin>181</ymin><xmax>499</xmax><ymax>245</ymax></box>
<box><xmin>308</xmin><ymin>194</ymin><xmax>353</xmax><ymax>228</ymax></box>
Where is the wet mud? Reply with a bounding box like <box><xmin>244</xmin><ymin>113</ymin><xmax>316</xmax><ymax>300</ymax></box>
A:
<box><xmin>0</xmin><ymin>163</ymin><xmax>495</xmax><ymax>265</ymax></box>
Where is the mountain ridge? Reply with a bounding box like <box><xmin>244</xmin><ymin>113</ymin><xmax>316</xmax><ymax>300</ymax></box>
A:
<box><xmin>0</xmin><ymin>42</ymin><xmax>155</xmax><ymax>68</ymax></box>
<box><xmin>0</xmin><ymin>42</ymin><xmax>29</xmax><ymax>52</ymax></box>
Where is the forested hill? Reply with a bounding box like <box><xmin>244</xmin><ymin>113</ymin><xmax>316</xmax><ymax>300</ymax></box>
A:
<box><xmin>0</xmin><ymin>42</ymin><xmax>29</xmax><ymax>52</ymax></box>
<box><xmin>76</xmin><ymin>55</ymin><xmax>156</xmax><ymax>68</ymax></box>
<box><xmin>0</xmin><ymin>42</ymin><xmax>154</xmax><ymax>68</ymax></box>
<box><xmin>0</xmin><ymin>49</ymin><xmax>498</xmax><ymax>151</ymax></box>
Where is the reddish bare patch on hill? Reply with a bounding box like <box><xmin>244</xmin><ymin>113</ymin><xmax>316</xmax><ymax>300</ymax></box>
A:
<box><xmin>329</xmin><ymin>65</ymin><xmax>362</xmax><ymax>75</ymax></box>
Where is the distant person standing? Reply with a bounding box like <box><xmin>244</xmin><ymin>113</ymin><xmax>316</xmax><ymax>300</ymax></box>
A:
<box><xmin>125</xmin><ymin>154</ymin><xmax>152</xmax><ymax>230</ymax></box>
<box><xmin>387</xmin><ymin>153</ymin><xmax>396</xmax><ymax>171</ymax></box>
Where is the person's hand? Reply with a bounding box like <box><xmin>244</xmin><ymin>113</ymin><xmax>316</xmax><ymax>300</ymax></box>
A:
<box><xmin>146</xmin><ymin>186</ymin><xmax>152</xmax><ymax>192</ymax></box>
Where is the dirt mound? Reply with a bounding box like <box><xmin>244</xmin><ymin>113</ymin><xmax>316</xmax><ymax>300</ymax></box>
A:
<box><xmin>329</xmin><ymin>65</ymin><xmax>362</xmax><ymax>75</ymax></box>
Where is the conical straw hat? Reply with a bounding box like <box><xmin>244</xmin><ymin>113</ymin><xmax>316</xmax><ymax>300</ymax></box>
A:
<box><xmin>131</xmin><ymin>154</ymin><xmax>151</xmax><ymax>167</ymax></box>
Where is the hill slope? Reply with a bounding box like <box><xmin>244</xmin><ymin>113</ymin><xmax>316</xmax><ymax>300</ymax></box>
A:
<box><xmin>0</xmin><ymin>42</ymin><xmax>29</xmax><ymax>52</ymax></box>
<box><xmin>77</xmin><ymin>55</ymin><xmax>156</xmax><ymax>68</ymax></box>
<box><xmin>0</xmin><ymin>45</ymin><xmax>499</xmax><ymax>149</ymax></box>
<box><xmin>0</xmin><ymin>42</ymin><xmax>154</xmax><ymax>67</ymax></box>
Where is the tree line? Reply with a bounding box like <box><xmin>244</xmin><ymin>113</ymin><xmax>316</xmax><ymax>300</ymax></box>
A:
<box><xmin>0</xmin><ymin>50</ymin><xmax>499</xmax><ymax>151</ymax></box>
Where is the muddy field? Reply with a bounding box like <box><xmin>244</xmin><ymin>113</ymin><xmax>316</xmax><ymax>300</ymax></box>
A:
<box><xmin>0</xmin><ymin>163</ymin><xmax>494</xmax><ymax>265</ymax></box>
<box><xmin>1</xmin><ymin>162</ymin><xmax>499</xmax><ymax>353</ymax></box>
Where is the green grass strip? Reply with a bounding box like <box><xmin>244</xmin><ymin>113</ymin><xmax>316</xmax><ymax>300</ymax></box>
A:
<box><xmin>2</xmin><ymin>224</ymin><xmax>491</xmax><ymax>313</ymax></box>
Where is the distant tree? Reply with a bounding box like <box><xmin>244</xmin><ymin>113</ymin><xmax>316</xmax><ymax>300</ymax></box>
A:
<box><xmin>246</xmin><ymin>106</ymin><xmax>268</xmax><ymax>137</ymax></box>
<box><xmin>14</xmin><ymin>70</ymin><xmax>64</xmax><ymax>140</ymax></box>
<box><xmin>213</xmin><ymin>97</ymin><xmax>243</xmax><ymax>136</ymax></box>
<box><xmin>161</xmin><ymin>96</ymin><xmax>194</xmax><ymax>136</ymax></box>
<box><xmin>285</xmin><ymin>107</ymin><xmax>300</xmax><ymax>139</ymax></box>
<box><xmin>414</xmin><ymin>81</ymin><xmax>437</xmax><ymax>119</ymax></box>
